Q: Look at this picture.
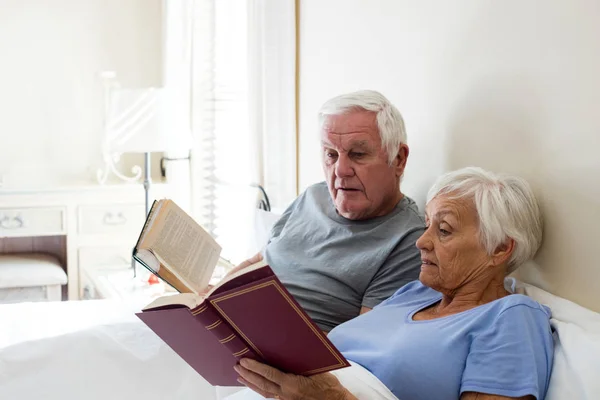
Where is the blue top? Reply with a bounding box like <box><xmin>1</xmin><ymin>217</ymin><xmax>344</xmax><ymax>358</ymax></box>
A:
<box><xmin>328</xmin><ymin>281</ymin><xmax>554</xmax><ymax>400</ymax></box>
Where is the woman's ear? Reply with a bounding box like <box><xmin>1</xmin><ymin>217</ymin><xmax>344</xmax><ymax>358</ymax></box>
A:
<box><xmin>491</xmin><ymin>238</ymin><xmax>515</xmax><ymax>266</ymax></box>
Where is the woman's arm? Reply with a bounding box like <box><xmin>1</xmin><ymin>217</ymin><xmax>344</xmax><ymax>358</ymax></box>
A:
<box><xmin>461</xmin><ymin>393</ymin><xmax>535</xmax><ymax>400</ymax></box>
<box><xmin>235</xmin><ymin>358</ymin><xmax>357</xmax><ymax>400</ymax></box>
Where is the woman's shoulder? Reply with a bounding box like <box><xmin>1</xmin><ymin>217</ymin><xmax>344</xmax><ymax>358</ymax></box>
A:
<box><xmin>379</xmin><ymin>280</ymin><xmax>441</xmax><ymax>307</ymax></box>
<box><xmin>492</xmin><ymin>293</ymin><xmax>552</xmax><ymax>321</ymax></box>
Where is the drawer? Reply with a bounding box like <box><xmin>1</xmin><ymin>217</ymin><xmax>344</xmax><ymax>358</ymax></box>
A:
<box><xmin>0</xmin><ymin>207</ymin><xmax>65</xmax><ymax>237</ymax></box>
<box><xmin>78</xmin><ymin>204</ymin><xmax>145</xmax><ymax>235</ymax></box>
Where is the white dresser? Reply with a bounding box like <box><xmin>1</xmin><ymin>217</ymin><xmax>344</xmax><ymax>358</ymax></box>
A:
<box><xmin>0</xmin><ymin>183</ymin><xmax>170</xmax><ymax>300</ymax></box>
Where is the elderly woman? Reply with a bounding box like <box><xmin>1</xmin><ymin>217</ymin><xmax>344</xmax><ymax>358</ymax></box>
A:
<box><xmin>232</xmin><ymin>167</ymin><xmax>554</xmax><ymax>400</ymax></box>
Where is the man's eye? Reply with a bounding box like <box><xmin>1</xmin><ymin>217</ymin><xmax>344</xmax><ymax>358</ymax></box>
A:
<box><xmin>351</xmin><ymin>152</ymin><xmax>365</xmax><ymax>158</ymax></box>
<box><xmin>325</xmin><ymin>151</ymin><xmax>337</xmax><ymax>158</ymax></box>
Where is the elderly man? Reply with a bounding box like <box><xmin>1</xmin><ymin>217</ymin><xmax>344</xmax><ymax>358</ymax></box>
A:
<box><xmin>228</xmin><ymin>90</ymin><xmax>424</xmax><ymax>332</ymax></box>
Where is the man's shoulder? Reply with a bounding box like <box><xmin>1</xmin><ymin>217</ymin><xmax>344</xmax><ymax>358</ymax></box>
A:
<box><xmin>383</xmin><ymin>195</ymin><xmax>426</xmax><ymax>232</ymax></box>
<box><xmin>295</xmin><ymin>182</ymin><xmax>332</xmax><ymax>212</ymax></box>
<box><xmin>303</xmin><ymin>181</ymin><xmax>329</xmax><ymax>198</ymax></box>
<box><xmin>281</xmin><ymin>182</ymin><xmax>327</xmax><ymax>212</ymax></box>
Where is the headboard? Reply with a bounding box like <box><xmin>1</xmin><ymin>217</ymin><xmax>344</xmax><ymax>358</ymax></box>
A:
<box><xmin>298</xmin><ymin>0</ymin><xmax>600</xmax><ymax>312</ymax></box>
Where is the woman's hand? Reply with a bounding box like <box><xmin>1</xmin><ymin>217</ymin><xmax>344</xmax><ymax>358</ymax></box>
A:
<box><xmin>234</xmin><ymin>358</ymin><xmax>354</xmax><ymax>400</ymax></box>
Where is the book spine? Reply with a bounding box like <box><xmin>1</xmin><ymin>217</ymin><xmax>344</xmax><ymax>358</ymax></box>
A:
<box><xmin>192</xmin><ymin>303</ymin><xmax>262</xmax><ymax>362</ymax></box>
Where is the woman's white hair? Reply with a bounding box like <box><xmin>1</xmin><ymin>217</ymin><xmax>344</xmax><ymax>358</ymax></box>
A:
<box><xmin>318</xmin><ymin>90</ymin><xmax>407</xmax><ymax>165</ymax></box>
<box><xmin>427</xmin><ymin>167</ymin><xmax>543</xmax><ymax>274</ymax></box>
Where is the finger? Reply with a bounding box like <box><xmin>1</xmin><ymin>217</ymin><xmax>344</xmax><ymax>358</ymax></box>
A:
<box><xmin>237</xmin><ymin>376</ymin><xmax>280</xmax><ymax>399</ymax></box>
<box><xmin>240</xmin><ymin>358</ymin><xmax>286</xmax><ymax>384</ymax></box>
<box><xmin>198</xmin><ymin>285</ymin><xmax>214</xmax><ymax>296</ymax></box>
<box><xmin>235</xmin><ymin>364</ymin><xmax>281</xmax><ymax>395</ymax></box>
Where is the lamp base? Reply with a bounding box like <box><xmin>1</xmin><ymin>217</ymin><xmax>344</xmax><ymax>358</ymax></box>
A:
<box><xmin>131</xmin><ymin>152</ymin><xmax>153</xmax><ymax>279</ymax></box>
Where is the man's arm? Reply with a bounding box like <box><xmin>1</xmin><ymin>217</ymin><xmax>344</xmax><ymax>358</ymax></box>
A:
<box><xmin>461</xmin><ymin>393</ymin><xmax>534</xmax><ymax>400</ymax></box>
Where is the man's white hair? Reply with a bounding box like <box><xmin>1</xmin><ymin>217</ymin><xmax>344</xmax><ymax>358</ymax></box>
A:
<box><xmin>427</xmin><ymin>167</ymin><xmax>543</xmax><ymax>274</ymax></box>
<box><xmin>318</xmin><ymin>90</ymin><xmax>407</xmax><ymax>165</ymax></box>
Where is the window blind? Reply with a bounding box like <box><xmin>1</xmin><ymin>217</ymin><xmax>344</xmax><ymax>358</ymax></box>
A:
<box><xmin>191</xmin><ymin>0</ymin><xmax>258</xmax><ymax>263</ymax></box>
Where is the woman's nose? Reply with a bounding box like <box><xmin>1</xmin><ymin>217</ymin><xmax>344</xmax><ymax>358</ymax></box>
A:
<box><xmin>416</xmin><ymin>229</ymin><xmax>432</xmax><ymax>250</ymax></box>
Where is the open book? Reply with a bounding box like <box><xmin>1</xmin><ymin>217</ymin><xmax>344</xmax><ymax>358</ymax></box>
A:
<box><xmin>133</xmin><ymin>199</ymin><xmax>223</xmax><ymax>294</ymax></box>
<box><xmin>133</xmin><ymin>199</ymin><xmax>350</xmax><ymax>386</ymax></box>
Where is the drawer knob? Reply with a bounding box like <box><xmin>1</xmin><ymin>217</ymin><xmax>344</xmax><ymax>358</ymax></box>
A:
<box><xmin>0</xmin><ymin>216</ymin><xmax>24</xmax><ymax>229</ymax></box>
<box><xmin>102</xmin><ymin>212</ymin><xmax>127</xmax><ymax>226</ymax></box>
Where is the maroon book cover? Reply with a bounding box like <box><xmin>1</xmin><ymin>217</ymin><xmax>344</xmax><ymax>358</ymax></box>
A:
<box><xmin>137</xmin><ymin>307</ymin><xmax>242</xmax><ymax>386</ymax></box>
<box><xmin>136</xmin><ymin>266</ymin><xmax>350</xmax><ymax>387</ymax></box>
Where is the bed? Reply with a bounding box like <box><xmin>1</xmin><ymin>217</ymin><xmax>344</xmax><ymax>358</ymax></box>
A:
<box><xmin>1</xmin><ymin>275</ymin><xmax>599</xmax><ymax>400</ymax></box>
<box><xmin>0</xmin><ymin>299</ymin><xmax>243</xmax><ymax>400</ymax></box>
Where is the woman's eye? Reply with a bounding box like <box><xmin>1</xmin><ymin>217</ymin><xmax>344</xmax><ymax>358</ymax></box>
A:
<box><xmin>439</xmin><ymin>228</ymin><xmax>451</xmax><ymax>236</ymax></box>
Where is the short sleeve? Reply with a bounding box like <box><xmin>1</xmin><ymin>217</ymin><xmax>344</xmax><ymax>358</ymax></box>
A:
<box><xmin>267</xmin><ymin>196</ymin><xmax>299</xmax><ymax>241</ymax></box>
<box><xmin>362</xmin><ymin>227</ymin><xmax>423</xmax><ymax>309</ymax></box>
<box><xmin>461</xmin><ymin>303</ymin><xmax>554</xmax><ymax>399</ymax></box>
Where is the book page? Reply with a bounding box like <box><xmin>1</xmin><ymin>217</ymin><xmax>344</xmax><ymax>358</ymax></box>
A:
<box><xmin>137</xmin><ymin>200</ymin><xmax>164</xmax><ymax>248</ymax></box>
<box><xmin>206</xmin><ymin>260</ymin><xmax>268</xmax><ymax>297</ymax></box>
<box><xmin>142</xmin><ymin>292</ymin><xmax>204</xmax><ymax>311</ymax></box>
<box><xmin>135</xmin><ymin>249</ymin><xmax>160</xmax><ymax>273</ymax></box>
<box><xmin>142</xmin><ymin>200</ymin><xmax>222</xmax><ymax>294</ymax></box>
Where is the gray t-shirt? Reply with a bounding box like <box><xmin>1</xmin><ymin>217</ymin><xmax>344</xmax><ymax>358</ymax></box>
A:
<box><xmin>264</xmin><ymin>182</ymin><xmax>425</xmax><ymax>332</ymax></box>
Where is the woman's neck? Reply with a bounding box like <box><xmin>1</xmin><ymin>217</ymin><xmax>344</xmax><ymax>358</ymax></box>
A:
<box><xmin>435</xmin><ymin>271</ymin><xmax>510</xmax><ymax>316</ymax></box>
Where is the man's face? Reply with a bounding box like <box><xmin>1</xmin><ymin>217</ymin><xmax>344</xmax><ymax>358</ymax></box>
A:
<box><xmin>321</xmin><ymin>111</ymin><xmax>408</xmax><ymax>220</ymax></box>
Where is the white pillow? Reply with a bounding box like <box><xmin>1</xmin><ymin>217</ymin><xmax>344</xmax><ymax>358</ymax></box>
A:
<box><xmin>506</xmin><ymin>278</ymin><xmax>600</xmax><ymax>400</ymax></box>
<box><xmin>249</xmin><ymin>209</ymin><xmax>282</xmax><ymax>254</ymax></box>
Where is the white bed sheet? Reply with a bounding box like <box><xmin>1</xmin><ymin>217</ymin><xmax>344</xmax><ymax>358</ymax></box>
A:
<box><xmin>0</xmin><ymin>299</ymin><xmax>233</xmax><ymax>400</ymax></box>
<box><xmin>4</xmin><ymin>279</ymin><xmax>600</xmax><ymax>400</ymax></box>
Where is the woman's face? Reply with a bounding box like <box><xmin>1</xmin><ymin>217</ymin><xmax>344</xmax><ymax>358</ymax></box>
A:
<box><xmin>416</xmin><ymin>195</ymin><xmax>495</xmax><ymax>294</ymax></box>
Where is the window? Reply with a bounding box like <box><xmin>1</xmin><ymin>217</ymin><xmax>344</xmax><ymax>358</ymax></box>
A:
<box><xmin>165</xmin><ymin>0</ymin><xmax>296</xmax><ymax>264</ymax></box>
<box><xmin>191</xmin><ymin>0</ymin><xmax>259</xmax><ymax>263</ymax></box>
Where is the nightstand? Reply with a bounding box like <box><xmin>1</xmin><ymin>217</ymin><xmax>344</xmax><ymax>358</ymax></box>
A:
<box><xmin>80</xmin><ymin>264</ymin><xmax>170</xmax><ymax>302</ymax></box>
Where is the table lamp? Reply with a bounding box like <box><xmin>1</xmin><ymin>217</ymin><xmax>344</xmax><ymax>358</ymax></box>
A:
<box><xmin>101</xmin><ymin>85</ymin><xmax>193</xmax><ymax>276</ymax></box>
<box><xmin>107</xmin><ymin>87</ymin><xmax>192</xmax><ymax>213</ymax></box>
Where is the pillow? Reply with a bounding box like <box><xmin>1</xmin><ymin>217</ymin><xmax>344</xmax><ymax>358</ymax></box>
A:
<box><xmin>249</xmin><ymin>209</ymin><xmax>282</xmax><ymax>254</ymax></box>
<box><xmin>506</xmin><ymin>278</ymin><xmax>600</xmax><ymax>400</ymax></box>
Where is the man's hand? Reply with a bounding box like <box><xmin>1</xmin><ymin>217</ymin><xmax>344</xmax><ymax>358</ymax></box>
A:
<box><xmin>234</xmin><ymin>358</ymin><xmax>356</xmax><ymax>400</ymax></box>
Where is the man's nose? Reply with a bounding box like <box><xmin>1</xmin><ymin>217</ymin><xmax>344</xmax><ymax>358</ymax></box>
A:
<box><xmin>335</xmin><ymin>154</ymin><xmax>355</xmax><ymax>178</ymax></box>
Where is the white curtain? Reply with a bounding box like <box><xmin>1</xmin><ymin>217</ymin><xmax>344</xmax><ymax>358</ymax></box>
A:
<box><xmin>247</xmin><ymin>0</ymin><xmax>297</xmax><ymax>211</ymax></box>
<box><xmin>161</xmin><ymin>0</ymin><xmax>194</xmax><ymax>213</ymax></box>
<box><xmin>187</xmin><ymin>0</ymin><xmax>297</xmax><ymax>263</ymax></box>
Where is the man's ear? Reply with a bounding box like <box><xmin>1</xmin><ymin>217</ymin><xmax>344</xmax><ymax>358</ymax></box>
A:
<box><xmin>491</xmin><ymin>238</ymin><xmax>515</xmax><ymax>266</ymax></box>
<box><xmin>394</xmin><ymin>144</ymin><xmax>409</xmax><ymax>177</ymax></box>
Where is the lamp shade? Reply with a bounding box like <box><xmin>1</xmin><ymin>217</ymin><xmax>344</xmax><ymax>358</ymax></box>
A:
<box><xmin>107</xmin><ymin>87</ymin><xmax>193</xmax><ymax>154</ymax></box>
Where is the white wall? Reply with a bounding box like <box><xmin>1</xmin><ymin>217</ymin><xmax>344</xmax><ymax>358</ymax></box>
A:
<box><xmin>299</xmin><ymin>0</ymin><xmax>600</xmax><ymax>312</ymax></box>
<box><xmin>0</xmin><ymin>0</ymin><xmax>162</xmax><ymax>187</ymax></box>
